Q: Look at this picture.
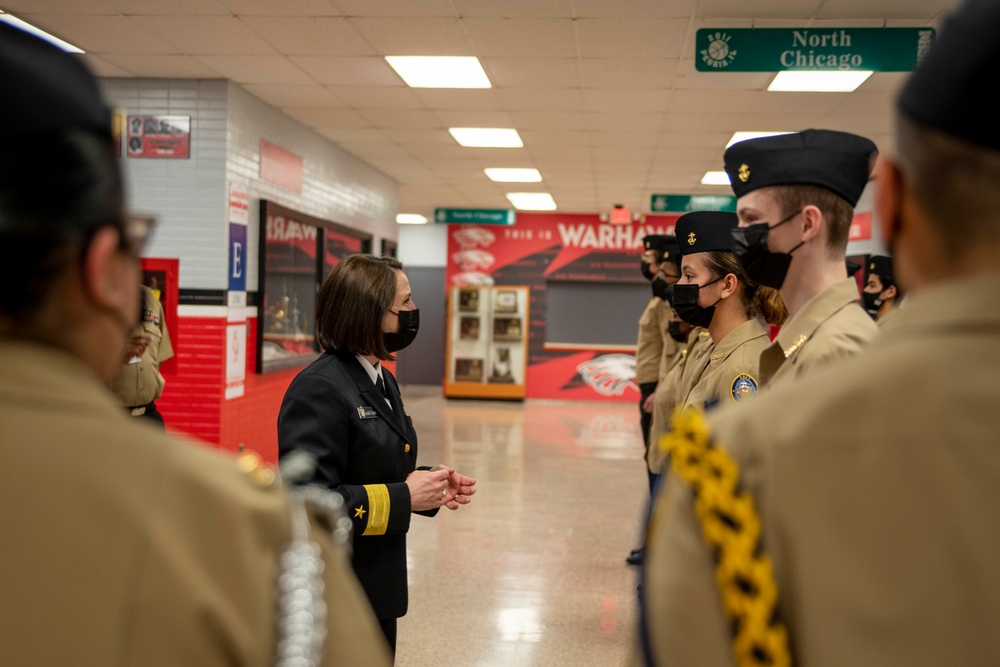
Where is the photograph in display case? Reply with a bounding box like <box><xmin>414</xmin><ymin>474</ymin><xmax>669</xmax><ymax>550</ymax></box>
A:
<box><xmin>493</xmin><ymin>317</ymin><xmax>522</xmax><ymax>341</ymax></box>
<box><xmin>494</xmin><ymin>289</ymin><xmax>518</xmax><ymax>313</ymax></box>
<box><xmin>454</xmin><ymin>358</ymin><xmax>484</xmax><ymax>382</ymax></box>
<box><xmin>489</xmin><ymin>347</ymin><xmax>515</xmax><ymax>384</ymax></box>
<box><xmin>460</xmin><ymin>316</ymin><xmax>481</xmax><ymax>340</ymax></box>
<box><xmin>458</xmin><ymin>288</ymin><xmax>480</xmax><ymax>312</ymax></box>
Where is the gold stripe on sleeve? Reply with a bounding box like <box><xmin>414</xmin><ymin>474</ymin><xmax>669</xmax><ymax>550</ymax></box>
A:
<box><xmin>361</xmin><ymin>484</ymin><xmax>390</xmax><ymax>536</ymax></box>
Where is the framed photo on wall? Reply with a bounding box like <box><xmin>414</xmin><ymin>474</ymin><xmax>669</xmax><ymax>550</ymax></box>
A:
<box><xmin>454</xmin><ymin>358</ymin><xmax>484</xmax><ymax>382</ymax></box>
<box><xmin>494</xmin><ymin>289</ymin><xmax>518</xmax><ymax>313</ymax></box>
<box><xmin>493</xmin><ymin>317</ymin><xmax>522</xmax><ymax>341</ymax></box>
<box><xmin>460</xmin><ymin>316</ymin><xmax>481</xmax><ymax>340</ymax></box>
<box><xmin>458</xmin><ymin>288</ymin><xmax>480</xmax><ymax>312</ymax></box>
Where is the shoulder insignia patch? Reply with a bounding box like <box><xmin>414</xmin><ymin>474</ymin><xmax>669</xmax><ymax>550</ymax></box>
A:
<box><xmin>730</xmin><ymin>373</ymin><xmax>758</xmax><ymax>403</ymax></box>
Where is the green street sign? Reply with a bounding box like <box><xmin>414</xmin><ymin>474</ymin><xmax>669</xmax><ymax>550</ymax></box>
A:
<box><xmin>696</xmin><ymin>27</ymin><xmax>935</xmax><ymax>72</ymax></box>
<box><xmin>435</xmin><ymin>208</ymin><xmax>515</xmax><ymax>225</ymax></box>
<box><xmin>650</xmin><ymin>194</ymin><xmax>736</xmax><ymax>213</ymax></box>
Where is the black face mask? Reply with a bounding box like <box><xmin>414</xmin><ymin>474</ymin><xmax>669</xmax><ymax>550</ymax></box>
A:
<box><xmin>384</xmin><ymin>308</ymin><xmax>420</xmax><ymax>353</ymax></box>
<box><xmin>862</xmin><ymin>290</ymin><xmax>884</xmax><ymax>315</ymax></box>
<box><xmin>651</xmin><ymin>277</ymin><xmax>673</xmax><ymax>304</ymax></box>
<box><xmin>672</xmin><ymin>278</ymin><xmax>723</xmax><ymax>329</ymax></box>
<box><xmin>640</xmin><ymin>260</ymin><xmax>655</xmax><ymax>281</ymax></box>
<box><xmin>731</xmin><ymin>209</ymin><xmax>805</xmax><ymax>290</ymax></box>
<box><xmin>667</xmin><ymin>320</ymin><xmax>687</xmax><ymax>342</ymax></box>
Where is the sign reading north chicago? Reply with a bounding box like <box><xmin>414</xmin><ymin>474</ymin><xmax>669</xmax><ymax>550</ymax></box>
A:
<box><xmin>650</xmin><ymin>194</ymin><xmax>736</xmax><ymax>213</ymax></box>
<box><xmin>696</xmin><ymin>27</ymin><xmax>935</xmax><ymax>72</ymax></box>
<box><xmin>436</xmin><ymin>208</ymin><xmax>516</xmax><ymax>225</ymax></box>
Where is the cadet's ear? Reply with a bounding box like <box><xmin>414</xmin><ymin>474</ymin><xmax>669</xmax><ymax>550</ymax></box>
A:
<box><xmin>800</xmin><ymin>204</ymin><xmax>824</xmax><ymax>243</ymax></box>
<box><xmin>83</xmin><ymin>227</ymin><xmax>138</xmax><ymax>317</ymax></box>
<box><xmin>884</xmin><ymin>284</ymin><xmax>898</xmax><ymax>301</ymax></box>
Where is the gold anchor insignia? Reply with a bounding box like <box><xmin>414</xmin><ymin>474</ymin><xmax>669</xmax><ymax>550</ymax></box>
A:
<box><xmin>687</xmin><ymin>232</ymin><xmax>697</xmax><ymax>246</ymax></box>
<box><xmin>354</xmin><ymin>506</ymin><xmax>367</xmax><ymax>519</ymax></box>
<box><xmin>738</xmin><ymin>163</ymin><xmax>750</xmax><ymax>182</ymax></box>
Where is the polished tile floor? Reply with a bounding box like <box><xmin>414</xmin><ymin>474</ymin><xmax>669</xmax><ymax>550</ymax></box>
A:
<box><xmin>395</xmin><ymin>387</ymin><xmax>649</xmax><ymax>667</ymax></box>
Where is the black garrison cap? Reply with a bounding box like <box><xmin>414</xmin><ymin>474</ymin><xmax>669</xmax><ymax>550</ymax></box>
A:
<box><xmin>897</xmin><ymin>0</ymin><xmax>1000</xmax><ymax>152</ymax></box>
<box><xmin>867</xmin><ymin>255</ymin><xmax>895</xmax><ymax>285</ymax></box>
<box><xmin>0</xmin><ymin>22</ymin><xmax>111</xmax><ymax>141</ymax></box>
<box><xmin>644</xmin><ymin>235</ymin><xmax>680</xmax><ymax>265</ymax></box>
<box><xmin>675</xmin><ymin>212</ymin><xmax>739</xmax><ymax>255</ymax></box>
<box><xmin>723</xmin><ymin>129</ymin><xmax>878</xmax><ymax>206</ymax></box>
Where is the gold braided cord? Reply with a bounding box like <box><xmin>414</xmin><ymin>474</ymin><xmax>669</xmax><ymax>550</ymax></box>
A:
<box><xmin>659</xmin><ymin>408</ymin><xmax>792</xmax><ymax>667</ymax></box>
<box><xmin>361</xmin><ymin>484</ymin><xmax>390</xmax><ymax>536</ymax></box>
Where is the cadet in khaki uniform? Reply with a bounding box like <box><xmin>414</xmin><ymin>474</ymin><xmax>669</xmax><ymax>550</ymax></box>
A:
<box><xmin>638</xmin><ymin>1</ymin><xmax>1000</xmax><ymax>664</ymax></box>
<box><xmin>110</xmin><ymin>285</ymin><xmax>174</xmax><ymax>427</ymax></box>
<box><xmin>863</xmin><ymin>254</ymin><xmax>905</xmax><ymax>329</ymax></box>
<box><xmin>671</xmin><ymin>211</ymin><xmax>786</xmax><ymax>412</ymax></box>
<box><xmin>0</xmin><ymin>24</ymin><xmax>390</xmax><ymax>666</ymax></box>
<box><xmin>724</xmin><ymin>129</ymin><xmax>880</xmax><ymax>388</ymax></box>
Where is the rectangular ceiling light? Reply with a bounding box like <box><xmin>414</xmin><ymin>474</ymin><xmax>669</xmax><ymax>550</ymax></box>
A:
<box><xmin>485</xmin><ymin>168</ymin><xmax>542</xmax><ymax>183</ymax></box>
<box><xmin>396</xmin><ymin>213</ymin><xmax>428</xmax><ymax>224</ymax></box>
<box><xmin>0</xmin><ymin>10</ymin><xmax>84</xmax><ymax>53</ymax></box>
<box><xmin>767</xmin><ymin>70</ymin><xmax>873</xmax><ymax>92</ymax></box>
<box><xmin>506</xmin><ymin>192</ymin><xmax>557</xmax><ymax>211</ymax></box>
<box><xmin>701</xmin><ymin>171</ymin><xmax>732</xmax><ymax>186</ymax></box>
<box><xmin>726</xmin><ymin>131</ymin><xmax>793</xmax><ymax>148</ymax></box>
<box><xmin>449</xmin><ymin>128</ymin><xmax>523</xmax><ymax>148</ymax></box>
<box><xmin>385</xmin><ymin>56</ymin><xmax>491</xmax><ymax>89</ymax></box>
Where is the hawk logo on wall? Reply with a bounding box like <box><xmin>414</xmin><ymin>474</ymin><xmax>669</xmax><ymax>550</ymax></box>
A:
<box><xmin>575</xmin><ymin>354</ymin><xmax>637</xmax><ymax>397</ymax></box>
<box><xmin>452</xmin><ymin>249</ymin><xmax>496</xmax><ymax>272</ymax></box>
<box><xmin>453</xmin><ymin>227</ymin><xmax>496</xmax><ymax>250</ymax></box>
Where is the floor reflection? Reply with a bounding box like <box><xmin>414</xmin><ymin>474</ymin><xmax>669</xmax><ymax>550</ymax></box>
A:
<box><xmin>398</xmin><ymin>387</ymin><xmax>647</xmax><ymax>667</ymax></box>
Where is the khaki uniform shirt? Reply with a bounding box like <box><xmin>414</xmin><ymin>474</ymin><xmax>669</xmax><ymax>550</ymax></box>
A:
<box><xmin>759</xmin><ymin>278</ymin><xmax>878</xmax><ymax>388</ymax></box>
<box><xmin>639</xmin><ymin>276</ymin><xmax>1000</xmax><ymax>666</ymax></box>
<box><xmin>0</xmin><ymin>339</ymin><xmax>391</xmax><ymax>667</ymax></box>
<box><xmin>681</xmin><ymin>319</ymin><xmax>769</xmax><ymax>412</ymax></box>
<box><xmin>636</xmin><ymin>295</ymin><xmax>667</xmax><ymax>385</ymax></box>
<box><xmin>657</xmin><ymin>329</ymin><xmax>682</xmax><ymax>382</ymax></box>
<box><xmin>646</xmin><ymin>329</ymin><xmax>712</xmax><ymax>473</ymax></box>
<box><xmin>877</xmin><ymin>305</ymin><xmax>903</xmax><ymax>331</ymax></box>
<box><xmin>110</xmin><ymin>286</ymin><xmax>174</xmax><ymax>406</ymax></box>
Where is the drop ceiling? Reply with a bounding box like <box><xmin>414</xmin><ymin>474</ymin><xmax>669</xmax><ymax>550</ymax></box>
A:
<box><xmin>10</xmin><ymin>0</ymin><xmax>958</xmax><ymax>216</ymax></box>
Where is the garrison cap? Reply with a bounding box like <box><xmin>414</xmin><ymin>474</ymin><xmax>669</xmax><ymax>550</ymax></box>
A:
<box><xmin>644</xmin><ymin>235</ymin><xmax>681</xmax><ymax>265</ymax></box>
<box><xmin>0</xmin><ymin>23</ymin><xmax>111</xmax><ymax>142</ymax></box>
<box><xmin>675</xmin><ymin>212</ymin><xmax>739</xmax><ymax>256</ymax></box>
<box><xmin>866</xmin><ymin>255</ymin><xmax>895</xmax><ymax>285</ymax></box>
<box><xmin>845</xmin><ymin>259</ymin><xmax>861</xmax><ymax>277</ymax></box>
<box><xmin>723</xmin><ymin>129</ymin><xmax>878</xmax><ymax>206</ymax></box>
<box><xmin>898</xmin><ymin>0</ymin><xmax>1000</xmax><ymax>152</ymax></box>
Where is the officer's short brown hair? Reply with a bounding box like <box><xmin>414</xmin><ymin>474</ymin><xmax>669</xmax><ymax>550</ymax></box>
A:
<box><xmin>765</xmin><ymin>184</ymin><xmax>855</xmax><ymax>257</ymax></box>
<box><xmin>315</xmin><ymin>254</ymin><xmax>404</xmax><ymax>361</ymax></box>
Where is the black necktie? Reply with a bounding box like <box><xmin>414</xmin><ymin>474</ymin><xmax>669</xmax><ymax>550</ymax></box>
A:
<box><xmin>376</xmin><ymin>374</ymin><xmax>389</xmax><ymax>399</ymax></box>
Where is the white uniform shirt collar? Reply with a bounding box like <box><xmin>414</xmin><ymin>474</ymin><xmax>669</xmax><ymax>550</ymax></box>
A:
<box><xmin>354</xmin><ymin>354</ymin><xmax>392</xmax><ymax>409</ymax></box>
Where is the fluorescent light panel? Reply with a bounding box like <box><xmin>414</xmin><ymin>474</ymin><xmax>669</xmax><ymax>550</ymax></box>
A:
<box><xmin>484</xmin><ymin>168</ymin><xmax>541</xmax><ymax>183</ymax></box>
<box><xmin>396</xmin><ymin>213</ymin><xmax>428</xmax><ymax>224</ymax></box>
<box><xmin>767</xmin><ymin>70</ymin><xmax>873</xmax><ymax>92</ymax></box>
<box><xmin>701</xmin><ymin>171</ymin><xmax>732</xmax><ymax>186</ymax></box>
<box><xmin>506</xmin><ymin>192</ymin><xmax>557</xmax><ymax>211</ymax></box>
<box><xmin>0</xmin><ymin>11</ymin><xmax>84</xmax><ymax>52</ymax></box>
<box><xmin>385</xmin><ymin>56</ymin><xmax>491</xmax><ymax>89</ymax></box>
<box><xmin>726</xmin><ymin>131</ymin><xmax>793</xmax><ymax>148</ymax></box>
<box><xmin>449</xmin><ymin>128</ymin><xmax>523</xmax><ymax>148</ymax></box>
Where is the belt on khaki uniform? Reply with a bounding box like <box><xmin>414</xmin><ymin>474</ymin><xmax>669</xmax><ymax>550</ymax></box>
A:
<box><xmin>127</xmin><ymin>401</ymin><xmax>155</xmax><ymax>417</ymax></box>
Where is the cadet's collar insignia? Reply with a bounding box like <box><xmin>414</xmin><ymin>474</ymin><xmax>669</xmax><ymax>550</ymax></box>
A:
<box><xmin>730</xmin><ymin>373</ymin><xmax>758</xmax><ymax>403</ymax></box>
<box><xmin>738</xmin><ymin>163</ymin><xmax>750</xmax><ymax>183</ymax></box>
<box><xmin>354</xmin><ymin>505</ymin><xmax>366</xmax><ymax>519</ymax></box>
<box><xmin>687</xmin><ymin>232</ymin><xmax>697</xmax><ymax>246</ymax></box>
<box><xmin>783</xmin><ymin>334</ymin><xmax>809</xmax><ymax>359</ymax></box>
<box><xmin>143</xmin><ymin>307</ymin><xmax>158</xmax><ymax>325</ymax></box>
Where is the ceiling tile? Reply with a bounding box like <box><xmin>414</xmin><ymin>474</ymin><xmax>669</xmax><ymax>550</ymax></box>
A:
<box><xmin>482</xmin><ymin>57</ymin><xmax>581</xmax><ymax>88</ymax></box>
<box><xmin>573</xmin><ymin>0</ymin><xmax>695</xmax><ymax>17</ymax></box>
<box><xmin>103</xmin><ymin>54</ymin><xmax>222</xmax><ymax>78</ymax></box>
<box><xmin>499</xmin><ymin>88</ymin><xmax>586</xmax><ymax>112</ymax></box>
<box><xmin>216</xmin><ymin>0</ymin><xmax>344</xmax><ymax>15</ymax></box>
<box><xmin>283</xmin><ymin>107</ymin><xmax>371</xmax><ymax>127</ymax></box>
<box><xmin>3</xmin><ymin>0</ymin><xmax>115</xmax><ymax>13</ymax></box>
<box><xmin>100</xmin><ymin>0</ymin><xmax>228</xmax><ymax>15</ymax></box>
<box><xmin>131</xmin><ymin>16</ymin><xmax>278</xmax><ymax>54</ymax></box>
<box><xmin>358</xmin><ymin>108</ymin><xmax>441</xmax><ymax>128</ymax></box>
<box><xmin>580</xmin><ymin>58</ymin><xmax>678</xmax><ymax>89</ymax></box>
<box><xmin>289</xmin><ymin>56</ymin><xmax>402</xmax><ymax>85</ymax></box>
<box><xmin>665</xmin><ymin>89</ymin><xmax>761</xmax><ymax>113</ymax></box>
<box><xmin>518</xmin><ymin>130</ymin><xmax>589</xmax><ymax>146</ymax></box>
<box><xmin>451</xmin><ymin>0</ymin><xmax>573</xmax><ymax>18</ymax></box>
<box><xmin>587</xmin><ymin>112</ymin><xmax>663</xmax><ymax>132</ymax></box>
<box><xmin>331</xmin><ymin>86</ymin><xmax>425</xmax><ymax>109</ymax></box>
<box><xmin>576</xmin><ymin>18</ymin><xmax>689</xmax><ymax>59</ymax></box>
<box><xmin>509</xmin><ymin>111</ymin><xmax>587</xmax><ymax>130</ymax></box>
<box><xmin>530</xmin><ymin>159</ymin><xmax>594</xmax><ymax>174</ymax></box>
<box><xmin>413</xmin><ymin>89</ymin><xmax>505</xmax><ymax>111</ymax></box>
<box><xmin>431</xmin><ymin>109</ymin><xmax>514</xmax><ymax>127</ymax></box>
<box><xmin>589</xmin><ymin>131</ymin><xmax>662</xmax><ymax>148</ymax></box>
<box><xmin>242</xmin><ymin>84</ymin><xmax>346</xmax><ymax>108</ymax></box>
<box><xmin>463</xmin><ymin>18</ymin><xmax>577</xmax><ymax>57</ymax></box>
<box><xmin>333</xmin><ymin>0</ymin><xmax>457</xmax><ymax>17</ymax></box>
<box><xmin>816</xmin><ymin>0</ymin><xmax>957</xmax><ymax>19</ymax></box>
<box><xmin>584</xmin><ymin>89</ymin><xmax>671</xmax><ymax>113</ymax></box>
<box><xmin>381</xmin><ymin>128</ymin><xmax>454</xmax><ymax>143</ymax></box>
<box><xmin>80</xmin><ymin>54</ymin><xmax>134</xmax><ymax>77</ymax></box>
<box><xmin>697</xmin><ymin>0</ymin><xmax>824</xmax><ymax>19</ymax></box>
<box><xmin>314</xmin><ymin>128</ymin><xmax>392</xmax><ymax>143</ymax></box>
<box><xmin>21</xmin><ymin>15</ymin><xmax>182</xmax><ymax>54</ymax></box>
<box><xmin>656</xmin><ymin>131</ymin><xmax>729</xmax><ymax>149</ymax></box>
<box><xmin>240</xmin><ymin>17</ymin><xmax>374</xmax><ymax>56</ymax></box>
<box><xmin>399</xmin><ymin>144</ymin><xmax>472</xmax><ymax>159</ymax></box>
<box><xmin>350</xmin><ymin>17</ymin><xmax>475</xmax><ymax>55</ymax></box>
<box><xmin>193</xmin><ymin>55</ymin><xmax>313</xmax><ymax>84</ymax></box>
<box><xmin>591</xmin><ymin>146</ymin><xmax>655</xmax><ymax>161</ymax></box>
<box><xmin>525</xmin><ymin>144</ymin><xmax>591</xmax><ymax>159</ymax></box>
<box><xmin>672</xmin><ymin>59</ymin><xmax>775</xmax><ymax>90</ymax></box>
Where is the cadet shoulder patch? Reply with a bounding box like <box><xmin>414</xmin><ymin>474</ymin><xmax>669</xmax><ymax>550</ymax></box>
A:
<box><xmin>730</xmin><ymin>373</ymin><xmax>758</xmax><ymax>403</ymax></box>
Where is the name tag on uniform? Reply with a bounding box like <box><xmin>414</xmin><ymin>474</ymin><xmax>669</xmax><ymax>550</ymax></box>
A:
<box><xmin>357</xmin><ymin>406</ymin><xmax>379</xmax><ymax>420</ymax></box>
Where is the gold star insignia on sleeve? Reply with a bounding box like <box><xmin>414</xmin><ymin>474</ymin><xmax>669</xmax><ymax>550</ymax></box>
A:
<box><xmin>354</xmin><ymin>506</ymin><xmax>366</xmax><ymax>519</ymax></box>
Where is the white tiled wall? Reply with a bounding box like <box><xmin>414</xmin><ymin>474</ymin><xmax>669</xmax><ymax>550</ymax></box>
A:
<box><xmin>101</xmin><ymin>78</ymin><xmax>399</xmax><ymax>292</ymax></box>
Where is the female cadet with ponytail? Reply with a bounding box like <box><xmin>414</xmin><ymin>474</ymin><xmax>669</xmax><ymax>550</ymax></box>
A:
<box><xmin>671</xmin><ymin>211</ymin><xmax>787</xmax><ymax>410</ymax></box>
<box><xmin>278</xmin><ymin>254</ymin><xmax>476</xmax><ymax>659</ymax></box>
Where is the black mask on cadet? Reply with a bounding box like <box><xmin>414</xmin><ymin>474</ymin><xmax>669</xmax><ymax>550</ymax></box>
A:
<box><xmin>731</xmin><ymin>209</ymin><xmax>805</xmax><ymax>290</ymax></box>
<box><xmin>862</xmin><ymin>289</ymin><xmax>885</xmax><ymax>315</ymax></box>
<box><xmin>384</xmin><ymin>308</ymin><xmax>420</xmax><ymax>352</ymax></box>
<box><xmin>640</xmin><ymin>260</ymin><xmax>655</xmax><ymax>281</ymax></box>
<box><xmin>651</xmin><ymin>277</ymin><xmax>673</xmax><ymax>304</ymax></box>
<box><xmin>672</xmin><ymin>277</ymin><xmax>723</xmax><ymax>329</ymax></box>
<box><xmin>667</xmin><ymin>320</ymin><xmax>687</xmax><ymax>342</ymax></box>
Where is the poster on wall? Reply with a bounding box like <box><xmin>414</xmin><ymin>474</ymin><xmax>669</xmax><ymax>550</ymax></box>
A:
<box><xmin>126</xmin><ymin>115</ymin><xmax>190</xmax><ymax>158</ymax></box>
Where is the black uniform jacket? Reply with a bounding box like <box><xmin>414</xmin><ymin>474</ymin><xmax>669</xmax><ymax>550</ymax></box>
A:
<box><xmin>278</xmin><ymin>347</ymin><xmax>435</xmax><ymax>620</ymax></box>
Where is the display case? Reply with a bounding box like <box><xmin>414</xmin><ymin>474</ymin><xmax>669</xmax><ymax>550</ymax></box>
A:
<box><xmin>444</xmin><ymin>286</ymin><xmax>529</xmax><ymax>399</ymax></box>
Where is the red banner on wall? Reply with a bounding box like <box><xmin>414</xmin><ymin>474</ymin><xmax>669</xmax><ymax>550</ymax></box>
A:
<box><xmin>260</xmin><ymin>139</ymin><xmax>303</xmax><ymax>193</ymax></box>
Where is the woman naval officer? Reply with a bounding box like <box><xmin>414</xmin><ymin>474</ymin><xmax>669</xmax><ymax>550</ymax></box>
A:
<box><xmin>671</xmin><ymin>211</ymin><xmax>787</xmax><ymax>412</ymax></box>
<box><xmin>278</xmin><ymin>254</ymin><xmax>477</xmax><ymax>656</ymax></box>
